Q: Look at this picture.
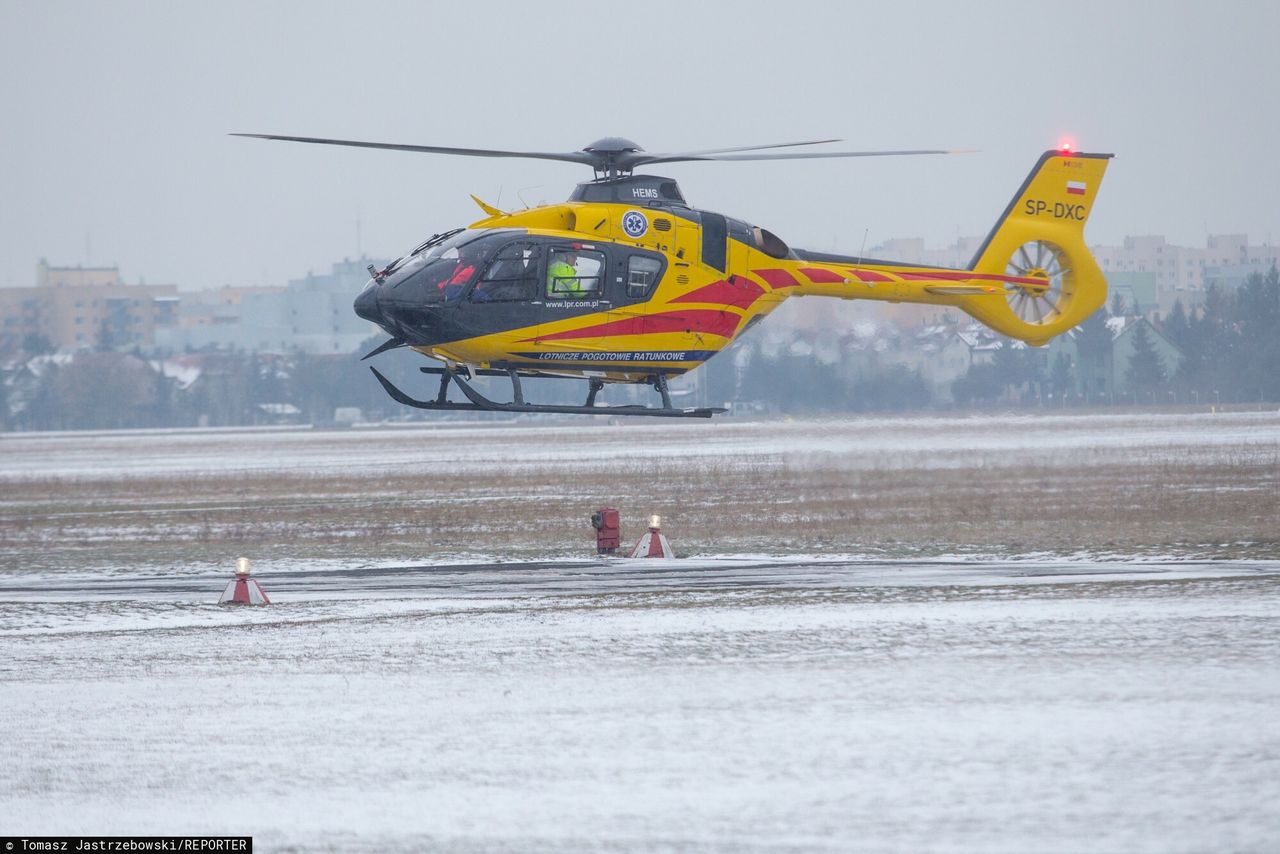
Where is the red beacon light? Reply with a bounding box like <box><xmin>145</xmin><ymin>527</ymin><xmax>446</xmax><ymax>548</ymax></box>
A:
<box><xmin>1058</xmin><ymin>138</ymin><xmax>1076</xmax><ymax>153</ymax></box>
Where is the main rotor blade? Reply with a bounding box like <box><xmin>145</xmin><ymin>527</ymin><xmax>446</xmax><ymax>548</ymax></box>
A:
<box><xmin>641</xmin><ymin>148</ymin><xmax>974</xmax><ymax>164</ymax></box>
<box><xmin>645</xmin><ymin>138</ymin><xmax>842</xmax><ymax>158</ymax></box>
<box><xmin>231</xmin><ymin>133</ymin><xmax>596</xmax><ymax>165</ymax></box>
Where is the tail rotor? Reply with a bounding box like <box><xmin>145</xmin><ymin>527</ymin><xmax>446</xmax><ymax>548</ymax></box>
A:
<box><xmin>1003</xmin><ymin>239</ymin><xmax>1073</xmax><ymax>326</ymax></box>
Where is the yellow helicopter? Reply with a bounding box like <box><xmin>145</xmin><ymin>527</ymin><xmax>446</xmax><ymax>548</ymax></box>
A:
<box><xmin>235</xmin><ymin>133</ymin><xmax>1112</xmax><ymax>417</ymax></box>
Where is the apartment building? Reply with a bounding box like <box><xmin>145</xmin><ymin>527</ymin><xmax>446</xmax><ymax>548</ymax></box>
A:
<box><xmin>0</xmin><ymin>260</ymin><xmax>178</xmax><ymax>353</ymax></box>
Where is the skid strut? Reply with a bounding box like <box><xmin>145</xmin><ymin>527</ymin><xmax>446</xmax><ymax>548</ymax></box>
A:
<box><xmin>367</xmin><ymin>365</ymin><xmax>725</xmax><ymax>418</ymax></box>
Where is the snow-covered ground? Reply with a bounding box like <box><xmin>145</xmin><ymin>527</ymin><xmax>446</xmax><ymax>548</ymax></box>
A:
<box><xmin>2</xmin><ymin>558</ymin><xmax>1279</xmax><ymax>852</ymax></box>
<box><xmin>2</xmin><ymin>410</ymin><xmax>1277</xmax><ymax>480</ymax></box>
<box><xmin>3</xmin><ymin>413</ymin><xmax>1278</xmax><ymax>850</ymax></box>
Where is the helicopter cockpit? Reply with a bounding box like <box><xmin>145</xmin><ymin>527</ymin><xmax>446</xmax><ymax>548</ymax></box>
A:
<box><xmin>378</xmin><ymin>228</ymin><xmax>512</xmax><ymax>304</ymax></box>
<box><xmin>356</xmin><ymin>225</ymin><xmax>674</xmax><ymax>346</ymax></box>
<box><xmin>355</xmin><ymin>228</ymin><xmax>511</xmax><ymax>337</ymax></box>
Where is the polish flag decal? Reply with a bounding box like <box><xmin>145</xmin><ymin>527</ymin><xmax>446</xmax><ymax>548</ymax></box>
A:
<box><xmin>1066</xmin><ymin>180</ymin><xmax>1087</xmax><ymax>196</ymax></box>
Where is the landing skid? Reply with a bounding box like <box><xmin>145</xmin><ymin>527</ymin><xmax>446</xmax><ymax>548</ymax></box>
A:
<box><xmin>368</xmin><ymin>365</ymin><xmax>726</xmax><ymax>419</ymax></box>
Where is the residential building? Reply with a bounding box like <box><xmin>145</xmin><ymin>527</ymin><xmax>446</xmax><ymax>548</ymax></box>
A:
<box><xmin>176</xmin><ymin>285</ymin><xmax>287</xmax><ymax>331</ymax></box>
<box><xmin>1092</xmin><ymin>234</ymin><xmax>1280</xmax><ymax>315</ymax></box>
<box><xmin>1105</xmin><ymin>271</ymin><xmax>1158</xmax><ymax>316</ymax></box>
<box><xmin>0</xmin><ymin>260</ymin><xmax>178</xmax><ymax>354</ymax></box>
<box><xmin>156</xmin><ymin>257</ymin><xmax>386</xmax><ymax>354</ymax></box>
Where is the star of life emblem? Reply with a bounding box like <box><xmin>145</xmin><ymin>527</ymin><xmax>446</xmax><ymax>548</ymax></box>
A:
<box><xmin>622</xmin><ymin>210</ymin><xmax>648</xmax><ymax>238</ymax></box>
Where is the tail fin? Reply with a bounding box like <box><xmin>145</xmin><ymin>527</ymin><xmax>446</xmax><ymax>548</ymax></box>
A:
<box><xmin>961</xmin><ymin>150</ymin><xmax>1114</xmax><ymax>345</ymax></box>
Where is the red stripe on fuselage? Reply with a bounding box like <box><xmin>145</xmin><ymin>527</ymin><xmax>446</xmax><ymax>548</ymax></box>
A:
<box><xmin>752</xmin><ymin>268</ymin><xmax>800</xmax><ymax>289</ymax></box>
<box><xmin>798</xmin><ymin>267</ymin><xmax>846</xmax><ymax>284</ymax></box>
<box><xmin>518</xmin><ymin>309</ymin><xmax>741</xmax><ymax>343</ymax></box>
<box><xmin>896</xmin><ymin>270</ymin><xmax>1049</xmax><ymax>287</ymax></box>
<box><xmin>844</xmin><ymin>268</ymin><xmax>893</xmax><ymax>282</ymax></box>
<box><xmin>841</xmin><ymin>268</ymin><xmax>1048</xmax><ymax>287</ymax></box>
<box><xmin>670</xmin><ymin>276</ymin><xmax>765</xmax><ymax>311</ymax></box>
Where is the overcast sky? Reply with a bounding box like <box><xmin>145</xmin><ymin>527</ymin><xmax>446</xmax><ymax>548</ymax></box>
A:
<box><xmin>2</xmin><ymin>0</ymin><xmax>1277</xmax><ymax>290</ymax></box>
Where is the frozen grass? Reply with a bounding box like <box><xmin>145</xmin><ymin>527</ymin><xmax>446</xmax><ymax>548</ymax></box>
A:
<box><xmin>3</xmin><ymin>574</ymin><xmax>1279</xmax><ymax>851</ymax></box>
<box><xmin>3</xmin><ymin>413</ymin><xmax>1279</xmax><ymax>851</ymax></box>
<box><xmin>1</xmin><ymin>411</ymin><xmax>1277</xmax><ymax>573</ymax></box>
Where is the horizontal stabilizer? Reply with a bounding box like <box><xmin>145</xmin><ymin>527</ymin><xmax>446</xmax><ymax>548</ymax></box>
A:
<box><xmin>923</xmin><ymin>284</ymin><xmax>1003</xmax><ymax>295</ymax></box>
<box><xmin>470</xmin><ymin>194</ymin><xmax>506</xmax><ymax>217</ymax></box>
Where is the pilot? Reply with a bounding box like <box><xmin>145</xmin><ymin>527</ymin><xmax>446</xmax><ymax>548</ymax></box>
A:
<box><xmin>548</xmin><ymin>251</ymin><xmax>580</xmax><ymax>296</ymax></box>
<box><xmin>440</xmin><ymin>261</ymin><xmax>475</xmax><ymax>302</ymax></box>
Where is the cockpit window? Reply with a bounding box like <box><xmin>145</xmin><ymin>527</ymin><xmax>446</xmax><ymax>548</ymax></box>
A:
<box><xmin>547</xmin><ymin>248</ymin><xmax>604</xmax><ymax>298</ymax></box>
<box><xmin>382</xmin><ymin>228</ymin><xmax>466</xmax><ymax>277</ymax></box>
<box><xmin>410</xmin><ymin>227</ymin><xmax>465</xmax><ymax>257</ymax></box>
<box><xmin>471</xmin><ymin>243</ymin><xmax>540</xmax><ymax>302</ymax></box>
<box><xmin>410</xmin><ymin>244</ymin><xmax>478</xmax><ymax>303</ymax></box>
<box><xmin>626</xmin><ymin>254</ymin><xmax>663</xmax><ymax>298</ymax></box>
<box><xmin>386</xmin><ymin>230</ymin><xmax>508</xmax><ymax>303</ymax></box>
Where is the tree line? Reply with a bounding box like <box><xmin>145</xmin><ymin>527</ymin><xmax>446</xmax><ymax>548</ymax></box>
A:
<box><xmin>3</xmin><ymin>269</ymin><xmax>1277</xmax><ymax>430</ymax></box>
<box><xmin>1160</xmin><ymin>267</ymin><xmax>1280</xmax><ymax>404</ymax></box>
<box><xmin>3</xmin><ymin>339</ymin><xmax>416</xmax><ymax>431</ymax></box>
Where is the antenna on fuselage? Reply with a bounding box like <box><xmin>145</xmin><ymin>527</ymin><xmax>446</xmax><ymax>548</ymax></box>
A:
<box><xmin>517</xmin><ymin>186</ymin><xmax>542</xmax><ymax>210</ymax></box>
<box><xmin>854</xmin><ymin>228</ymin><xmax>869</xmax><ymax>272</ymax></box>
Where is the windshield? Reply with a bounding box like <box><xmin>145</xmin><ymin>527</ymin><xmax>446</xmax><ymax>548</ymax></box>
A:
<box><xmin>384</xmin><ymin>229</ymin><xmax>474</xmax><ymax>279</ymax></box>
<box><xmin>385</xmin><ymin>230</ymin><xmax>513</xmax><ymax>303</ymax></box>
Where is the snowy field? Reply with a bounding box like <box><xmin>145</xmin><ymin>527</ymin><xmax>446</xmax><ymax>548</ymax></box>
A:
<box><xmin>2</xmin><ymin>559</ymin><xmax>1279</xmax><ymax>852</ymax></box>
<box><xmin>2</xmin><ymin>412</ymin><xmax>1279</xmax><ymax>851</ymax></box>
<box><xmin>1</xmin><ymin>410</ymin><xmax>1278</xmax><ymax>569</ymax></box>
<box><xmin>2</xmin><ymin>409</ymin><xmax>1278</xmax><ymax>481</ymax></box>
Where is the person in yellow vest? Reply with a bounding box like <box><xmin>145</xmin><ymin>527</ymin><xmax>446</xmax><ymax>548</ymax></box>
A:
<box><xmin>548</xmin><ymin>251</ymin><xmax>581</xmax><ymax>297</ymax></box>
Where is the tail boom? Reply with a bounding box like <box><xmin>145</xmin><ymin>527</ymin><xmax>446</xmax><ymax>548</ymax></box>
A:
<box><xmin>781</xmin><ymin>150</ymin><xmax>1113</xmax><ymax>346</ymax></box>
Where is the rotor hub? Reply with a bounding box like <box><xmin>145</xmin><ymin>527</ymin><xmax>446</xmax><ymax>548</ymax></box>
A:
<box><xmin>1019</xmin><ymin>267</ymin><xmax>1051</xmax><ymax>293</ymax></box>
<box><xmin>582</xmin><ymin>137</ymin><xmax>644</xmax><ymax>155</ymax></box>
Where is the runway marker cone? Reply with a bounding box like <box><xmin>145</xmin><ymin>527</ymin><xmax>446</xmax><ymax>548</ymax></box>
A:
<box><xmin>218</xmin><ymin>557</ymin><xmax>271</xmax><ymax>605</ymax></box>
<box><xmin>629</xmin><ymin>514</ymin><xmax>674</xmax><ymax>559</ymax></box>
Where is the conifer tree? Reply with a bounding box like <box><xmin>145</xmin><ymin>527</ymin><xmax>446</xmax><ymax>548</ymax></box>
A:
<box><xmin>1125</xmin><ymin>321</ymin><xmax>1167</xmax><ymax>395</ymax></box>
<box><xmin>1050</xmin><ymin>352</ymin><xmax>1074</xmax><ymax>398</ymax></box>
<box><xmin>1074</xmin><ymin>307</ymin><xmax>1113</xmax><ymax>395</ymax></box>
<box><xmin>1163</xmin><ymin>300</ymin><xmax>1189</xmax><ymax>348</ymax></box>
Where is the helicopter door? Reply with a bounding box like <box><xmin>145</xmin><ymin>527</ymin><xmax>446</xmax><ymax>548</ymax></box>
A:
<box><xmin>459</xmin><ymin>241</ymin><xmax>543</xmax><ymax>351</ymax></box>
<box><xmin>600</xmin><ymin>246</ymin><xmax>664</xmax><ymax>347</ymax></box>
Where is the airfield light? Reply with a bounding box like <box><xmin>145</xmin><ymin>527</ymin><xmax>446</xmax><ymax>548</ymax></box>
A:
<box><xmin>649</xmin><ymin>515</ymin><xmax>662</xmax><ymax>530</ymax></box>
<box><xmin>1058</xmin><ymin>138</ymin><xmax>1075</xmax><ymax>153</ymax></box>
<box><xmin>220</xmin><ymin>556</ymin><xmax>271</xmax><ymax>605</ymax></box>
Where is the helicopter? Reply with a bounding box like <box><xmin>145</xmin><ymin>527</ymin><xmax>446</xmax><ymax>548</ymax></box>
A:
<box><xmin>235</xmin><ymin>133</ymin><xmax>1113</xmax><ymax>418</ymax></box>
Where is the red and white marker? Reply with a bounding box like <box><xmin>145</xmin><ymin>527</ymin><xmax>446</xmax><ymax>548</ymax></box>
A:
<box><xmin>219</xmin><ymin>557</ymin><xmax>271</xmax><ymax>605</ymax></box>
<box><xmin>630</xmin><ymin>515</ymin><xmax>674</xmax><ymax>559</ymax></box>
